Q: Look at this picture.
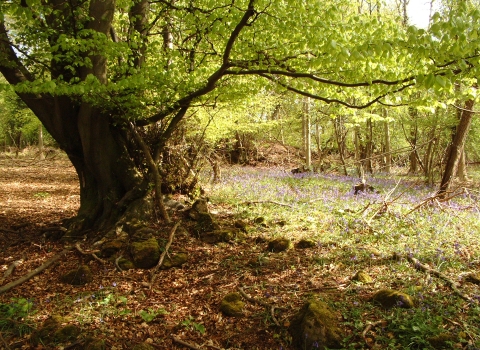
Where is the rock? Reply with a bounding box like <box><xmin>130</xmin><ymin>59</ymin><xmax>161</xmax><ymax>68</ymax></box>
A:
<box><xmin>118</xmin><ymin>258</ymin><xmax>135</xmax><ymax>270</ymax></box>
<box><xmin>295</xmin><ymin>239</ymin><xmax>316</xmax><ymax>249</ymax></box>
<box><xmin>130</xmin><ymin>234</ymin><xmax>160</xmax><ymax>269</ymax></box>
<box><xmin>254</xmin><ymin>236</ymin><xmax>267</xmax><ymax>244</ymax></box>
<box><xmin>200</xmin><ymin>229</ymin><xmax>235</xmax><ymax>244</ymax></box>
<box><xmin>161</xmin><ymin>252</ymin><xmax>188</xmax><ymax>269</ymax></box>
<box><xmin>84</xmin><ymin>337</ymin><xmax>106</xmax><ymax>350</ymax></box>
<box><xmin>60</xmin><ymin>265</ymin><xmax>93</xmax><ymax>285</ymax></box>
<box><xmin>164</xmin><ymin>199</ymin><xmax>185</xmax><ymax>210</ymax></box>
<box><xmin>371</xmin><ymin>289</ymin><xmax>414</xmax><ymax>308</ymax></box>
<box><xmin>267</xmin><ymin>238</ymin><xmax>292</xmax><ymax>252</ymax></box>
<box><xmin>220</xmin><ymin>292</ymin><xmax>245</xmax><ymax>317</ymax></box>
<box><xmin>234</xmin><ymin>220</ymin><xmax>248</xmax><ymax>232</ymax></box>
<box><xmin>194</xmin><ymin>212</ymin><xmax>220</xmax><ymax>235</ymax></box>
<box><xmin>352</xmin><ymin>271</ymin><xmax>373</xmax><ymax>283</ymax></box>
<box><xmin>101</xmin><ymin>239</ymin><xmax>127</xmax><ymax>258</ymax></box>
<box><xmin>289</xmin><ymin>297</ymin><xmax>343</xmax><ymax>350</ymax></box>
<box><xmin>188</xmin><ymin>198</ymin><xmax>209</xmax><ymax>220</ymax></box>
<box><xmin>31</xmin><ymin>315</ymin><xmax>80</xmax><ymax>345</ymax></box>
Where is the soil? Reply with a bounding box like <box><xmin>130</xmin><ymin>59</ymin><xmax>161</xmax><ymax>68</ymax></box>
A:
<box><xmin>0</xmin><ymin>155</ymin><xmax>335</xmax><ymax>350</ymax></box>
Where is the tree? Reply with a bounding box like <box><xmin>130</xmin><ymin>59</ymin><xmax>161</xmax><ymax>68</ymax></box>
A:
<box><xmin>0</xmin><ymin>0</ymin><xmax>479</xmax><ymax>233</ymax></box>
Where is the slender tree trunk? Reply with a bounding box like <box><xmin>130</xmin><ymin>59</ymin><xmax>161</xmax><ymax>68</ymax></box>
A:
<box><xmin>303</xmin><ymin>98</ymin><xmax>311</xmax><ymax>168</ymax></box>
<box><xmin>384</xmin><ymin>116</ymin><xmax>391</xmax><ymax>174</ymax></box>
<box><xmin>438</xmin><ymin>99</ymin><xmax>474</xmax><ymax>197</ymax></box>
<box><xmin>38</xmin><ymin>124</ymin><xmax>45</xmax><ymax>160</ymax></box>
<box><xmin>334</xmin><ymin>117</ymin><xmax>348</xmax><ymax>176</ymax></box>
<box><xmin>365</xmin><ymin>117</ymin><xmax>373</xmax><ymax>173</ymax></box>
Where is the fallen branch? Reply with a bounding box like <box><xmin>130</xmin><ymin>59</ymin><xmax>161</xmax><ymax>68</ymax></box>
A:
<box><xmin>75</xmin><ymin>243</ymin><xmax>106</xmax><ymax>264</ymax></box>
<box><xmin>238</xmin><ymin>287</ymin><xmax>280</xmax><ymax>326</ymax></box>
<box><xmin>405</xmin><ymin>187</ymin><xmax>466</xmax><ymax>216</ymax></box>
<box><xmin>172</xmin><ymin>335</ymin><xmax>201</xmax><ymax>350</ymax></box>
<box><xmin>362</xmin><ymin>320</ymin><xmax>384</xmax><ymax>348</ymax></box>
<box><xmin>115</xmin><ymin>255</ymin><xmax>123</xmax><ymax>272</ymax></box>
<box><xmin>150</xmin><ymin>221</ymin><xmax>181</xmax><ymax>285</ymax></box>
<box><xmin>0</xmin><ymin>248</ymin><xmax>71</xmax><ymax>294</ymax></box>
<box><xmin>0</xmin><ymin>257</ymin><xmax>24</xmax><ymax>284</ymax></box>
<box><xmin>241</xmin><ymin>200</ymin><xmax>294</xmax><ymax>208</ymax></box>
<box><xmin>395</xmin><ymin>252</ymin><xmax>473</xmax><ymax>303</ymax></box>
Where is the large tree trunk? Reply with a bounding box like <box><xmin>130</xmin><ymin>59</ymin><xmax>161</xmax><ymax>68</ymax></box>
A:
<box><xmin>438</xmin><ymin>99</ymin><xmax>474</xmax><ymax>197</ymax></box>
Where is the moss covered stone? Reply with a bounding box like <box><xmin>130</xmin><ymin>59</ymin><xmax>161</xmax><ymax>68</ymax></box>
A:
<box><xmin>200</xmin><ymin>229</ymin><xmax>236</xmax><ymax>244</ymax></box>
<box><xmin>427</xmin><ymin>333</ymin><xmax>457</xmax><ymax>348</ymax></box>
<box><xmin>130</xmin><ymin>236</ymin><xmax>160</xmax><ymax>269</ymax></box>
<box><xmin>220</xmin><ymin>292</ymin><xmax>245</xmax><ymax>317</ymax></box>
<box><xmin>352</xmin><ymin>271</ymin><xmax>373</xmax><ymax>283</ymax></box>
<box><xmin>161</xmin><ymin>252</ymin><xmax>188</xmax><ymax>269</ymax></box>
<box><xmin>60</xmin><ymin>265</ymin><xmax>93</xmax><ymax>285</ymax></box>
<box><xmin>295</xmin><ymin>239</ymin><xmax>316</xmax><ymax>249</ymax></box>
<box><xmin>118</xmin><ymin>258</ymin><xmax>135</xmax><ymax>270</ymax></box>
<box><xmin>267</xmin><ymin>238</ymin><xmax>292</xmax><ymax>252</ymax></box>
<box><xmin>31</xmin><ymin>315</ymin><xmax>80</xmax><ymax>345</ymax></box>
<box><xmin>131</xmin><ymin>342</ymin><xmax>155</xmax><ymax>350</ymax></box>
<box><xmin>193</xmin><ymin>212</ymin><xmax>220</xmax><ymax>236</ymax></box>
<box><xmin>84</xmin><ymin>337</ymin><xmax>106</xmax><ymax>350</ymax></box>
<box><xmin>101</xmin><ymin>239</ymin><xmax>127</xmax><ymax>258</ymax></box>
<box><xmin>289</xmin><ymin>297</ymin><xmax>343</xmax><ymax>350</ymax></box>
<box><xmin>371</xmin><ymin>289</ymin><xmax>414</xmax><ymax>308</ymax></box>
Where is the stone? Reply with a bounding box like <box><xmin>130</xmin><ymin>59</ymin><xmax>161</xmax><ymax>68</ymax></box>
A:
<box><xmin>160</xmin><ymin>252</ymin><xmax>188</xmax><ymax>269</ymax></box>
<box><xmin>101</xmin><ymin>239</ymin><xmax>127</xmax><ymax>258</ymax></box>
<box><xmin>188</xmin><ymin>198</ymin><xmax>209</xmax><ymax>220</ymax></box>
<box><xmin>371</xmin><ymin>289</ymin><xmax>414</xmax><ymax>308</ymax></box>
<box><xmin>220</xmin><ymin>292</ymin><xmax>245</xmax><ymax>317</ymax></box>
<box><xmin>289</xmin><ymin>297</ymin><xmax>343</xmax><ymax>350</ymax></box>
<box><xmin>31</xmin><ymin>315</ymin><xmax>80</xmax><ymax>345</ymax></box>
<box><xmin>427</xmin><ymin>333</ymin><xmax>457</xmax><ymax>348</ymax></box>
<box><xmin>130</xmin><ymin>236</ymin><xmax>160</xmax><ymax>269</ymax></box>
<box><xmin>352</xmin><ymin>271</ymin><xmax>373</xmax><ymax>283</ymax></box>
<box><xmin>60</xmin><ymin>265</ymin><xmax>93</xmax><ymax>285</ymax></box>
<box><xmin>267</xmin><ymin>238</ymin><xmax>292</xmax><ymax>252</ymax></box>
<box><xmin>295</xmin><ymin>239</ymin><xmax>316</xmax><ymax>249</ymax></box>
<box><xmin>200</xmin><ymin>229</ymin><xmax>235</xmax><ymax>244</ymax></box>
<box><xmin>193</xmin><ymin>212</ymin><xmax>220</xmax><ymax>236</ymax></box>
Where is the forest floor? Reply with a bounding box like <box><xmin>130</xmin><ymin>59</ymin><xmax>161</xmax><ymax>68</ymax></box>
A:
<box><xmin>1</xmin><ymin>152</ymin><xmax>480</xmax><ymax>350</ymax></box>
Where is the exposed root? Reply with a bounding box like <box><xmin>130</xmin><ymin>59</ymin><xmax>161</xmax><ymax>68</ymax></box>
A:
<box><xmin>149</xmin><ymin>220</ymin><xmax>181</xmax><ymax>285</ymax></box>
<box><xmin>362</xmin><ymin>320</ymin><xmax>384</xmax><ymax>349</ymax></box>
<box><xmin>0</xmin><ymin>248</ymin><xmax>72</xmax><ymax>294</ymax></box>
<box><xmin>395</xmin><ymin>252</ymin><xmax>474</xmax><ymax>303</ymax></box>
<box><xmin>238</xmin><ymin>286</ymin><xmax>280</xmax><ymax>327</ymax></box>
<box><xmin>115</xmin><ymin>255</ymin><xmax>123</xmax><ymax>272</ymax></box>
<box><xmin>75</xmin><ymin>243</ymin><xmax>106</xmax><ymax>264</ymax></box>
<box><xmin>172</xmin><ymin>335</ymin><xmax>201</xmax><ymax>350</ymax></box>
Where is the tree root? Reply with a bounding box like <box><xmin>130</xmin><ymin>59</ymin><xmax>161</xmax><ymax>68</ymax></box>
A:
<box><xmin>0</xmin><ymin>248</ymin><xmax>72</xmax><ymax>294</ymax></box>
<box><xmin>395</xmin><ymin>252</ymin><xmax>474</xmax><ymax>303</ymax></box>
<box><xmin>241</xmin><ymin>200</ymin><xmax>294</xmax><ymax>208</ymax></box>
<box><xmin>238</xmin><ymin>286</ymin><xmax>281</xmax><ymax>326</ymax></box>
<box><xmin>149</xmin><ymin>220</ymin><xmax>181</xmax><ymax>285</ymax></box>
<box><xmin>75</xmin><ymin>243</ymin><xmax>106</xmax><ymax>264</ymax></box>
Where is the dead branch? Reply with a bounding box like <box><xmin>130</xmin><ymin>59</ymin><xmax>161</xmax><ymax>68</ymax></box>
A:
<box><xmin>149</xmin><ymin>220</ymin><xmax>181</xmax><ymax>285</ymax></box>
<box><xmin>172</xmin><ymin>335</ymin><xmax>201</xmax><ymax>350</ymax></box>
<box><xmin>75</xmin><ymin>243</ymin><xmax>106</xmax><ymax>264</ymax></box>
<box><xmin>0</xmin><ymin>248</ymin><xmax>71</xmax><ymax>294</ymax></box>
<box><xmin>362</xmin><ymin>320</ymin><xmax>384</xmax><ymax>348</ymax></box>
<box><xmin>404</xmin><ymin>187</ymin><xmax>466</xmax><ymax>216</ymax></box>
<box><xmin>0</xmin><ymin>257</ymin><xmax>24</xmax><ymax>285</ymax></box>
<box><xmin>115</xmin><ymin>255</ymin><xmax>123</xmax><ymax>272</ymax></box>
<box><xmin>395</xmin><ymin>252</ymin><xmax>473</xmax><ymax>303</ymax></box>
<box><xmin>238</xmin><ymin>287</ymin><xmax>280</xmax><ymax>326</ymax></box>
<box><xmin>241</xmin><ymin>200</ymin><xmax>294</xmax><ymax>208</ymax></box>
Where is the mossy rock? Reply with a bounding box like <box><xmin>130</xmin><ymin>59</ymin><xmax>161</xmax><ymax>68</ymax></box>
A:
<box><xmin>220</xmin><ymin>292</ymin><xmax>245</xmax><ymax>317</ymax></box>
<box><xmin>193</xmin><ymin>212</ymin><xmax>220</xmax><ymax>236</ymax></box>
<box><xmin>31</xmin><ymin>315</ymin><xmax>80</xmax><ymax>345</ymax></box>
<box><xmin>254</xmin><ymin>217</ymin><xmax>265</xmax><ymax>224</ymax></box>
<box><xmin>161</xmin><ymin>252</ymin><xmax>188</xmax><ymax>269</ymax></box>
<box><xmin>295</xmin><ymin>239</ymin><xmax>316</xmax><ymax>249</ymax></box>
<box><xmin>234</xmin><ymin>220</ymin><xmax>248</xmax><ymax>232</ymax></box>
<box><xmin>121</xmin><ymin>219</ymin><xmax>146</xmax><ymax>235</ymax></box>
<box><xmin>289</xmin><ymin>297</ymin><xmax>343</xmax><ymax>350</ymax></box>
<box><xmin>427</xmin><ymin>333</ymin><xmax>457</xmax><ymax>348</ymax></box>
<box><xmin>465</xmin><ymin>273</ymin><xmax>480</xmax><ymax>285</ymax></box>
<box><xmin>118</xmin><ymin>258</ymin><xmax>135</xmax><ymax>270</ymax></box>
<box><xmin>84</xmin><ymin>337</ymin><xmax>106</xmax><ymax>350</ymax></box>
<box><xmin>131</xmin><ymin>343</ymin><xmax>155</xmax><ymax>350</ymax></box>
<box><xmin>130</xmin><ymin>236</ymin><xmax>160</xmax><ymax>269</ymax></box>
<box><xmin>371</xmin><ymin>289</ymin><xmax>414</xmax><ymax>308</ymax></box>
<box><xmin>352</xmin><ymin>271</ymin><xmax>373</xmax><ymax>284</ymax></box>
<box><xmin>60</xmin><ymin>265</ymin><xmax>93</xmax><ymax>285</ymax></box>
<box><xmin>101</xmin><ymin>239</ymin><xmax>127</xmax><ymax>258</ymax></box>
<box><xmin>200</xmin><ymin>229</ymin><xmax>235</xmax><ymax>244</ymax></box>
<box><xmin>267</xmin><ymin>238</ymin><xmax>292</xmax><ymax>252</ymax></box>
<box><xmin>188</xmin><ymin>199</ymin><xmax>209</xmax><ymax>220</ymax></box>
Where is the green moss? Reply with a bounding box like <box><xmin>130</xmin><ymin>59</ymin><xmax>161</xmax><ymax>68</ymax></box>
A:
<box><xmin>371</xmin><ymin>289</ymin><xmax>414</xmax><ymax>308</ymax></box>
<box><xmin>295</xmin><ymin>239</ymin><xmax>316</xmax><ymax>249</ymax></box>
<box><xmin>352</xmin><ymin>271</ymin><xmax>373</xmax><ymax>283</ymax></box>
<box><xmin>130</xmin><ymin>236</ymin><xmax>160</xmax><ymax>269</ymax></box>
<box><xmin>54</xmin><ymin>324</ymin><xmax>81</xmax><ymax>342</ymax></box>
<box><xmin>60</xmin><ymin>265</ymin><xmax>93</xmax><ymax>285</ymax></box>
<box><xmin>84</xmin><ymin>337</ymin><xmax>106</xmax><ymax>350</ymax></box>
<box><xmin>220</xmin><ymin>292</ymin><xmax>244</xmax><ymax>317</ymax></box>
<box><xmin>267</xmin><ymin>238</ymin><xmax>292</xmax><ymax>252</ymax></box>
<box><xmin>194</xmin><ymin>212</ymin><xmax>219</xmax><ymax>236</ymax></box>
<box><xmin>289</xmin><ymin>297</ymin><xmax>343</xmax><ymax>349</ymax></box>
<box><xmin>101</xmin><ymin>239</ymin><xmax>126</xmax><ymax>257</ymax></box>
<box><xmin>131</xmin><ymin>342</ymin><xmax>155</xmax><ymax>350</ymax></box>
<box><xmin>161</xmin><ymin>252</ymin><xmax>188</xmax><ymax>269</ymax></box>
<box><xmin>118</xmin><ymin>258</ymin><xmax>135</xmax><ymax>270</ymax></box>
<box><xmin>427</xmin><ymin>333</ymin><xmax>457</xmax><ymax>348</ymax></box>
<box><xmin>200</xmin><ymin>229</ymin><xmax>235</xmax><ymax>244</ymax></box>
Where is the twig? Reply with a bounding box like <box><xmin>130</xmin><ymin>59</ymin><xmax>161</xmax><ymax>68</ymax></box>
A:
<box><xmin>115</xmin><ymin>255</ymin><xmax>123</xmax><ymax>272</ymax></box>
<box><xmin>404</xmin><ymin>187</ymin><xmax>466</xmax><ymax>216</ymax></box>
<box><xmin>0</xmin><ymin>248</ymin><xmax>71</xmax><ymax>294</ymax></box>
<box><xmin>171</xmin><ymin>335</ymin><xmax>201</xmax><ymax>350</ymax></box>
<box><xmin>362</xmin><ymin>320</ymin><xmax>384</xmax><ymax>348</ymax></box>
<box><xmin>0</xmin><ymin>331</ymin><xmax>11</xmax><ymax>350</ymax></box>
<box><xmin>75</xmin><ymin>243</ymin><xmax>106</xmax><ymax>264</ymax></box>
<box><xmin>396</xmin><ymin>252</ymin><xmax>474</xmax><ymax>303</ymax></box>
<box><xmin>150</xmin><ymin>221</ymin><xmax>181</xmax><ymax>285</ymax></box>
<box><xmin>238</xmin><ymin>287</ymin><xmax>280</xmax><ymax>326</ymax></box>
<box><xmin>241</xmin><ymin>200</ymin><xmax>294</xmax><ymax>208</ymax></box>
